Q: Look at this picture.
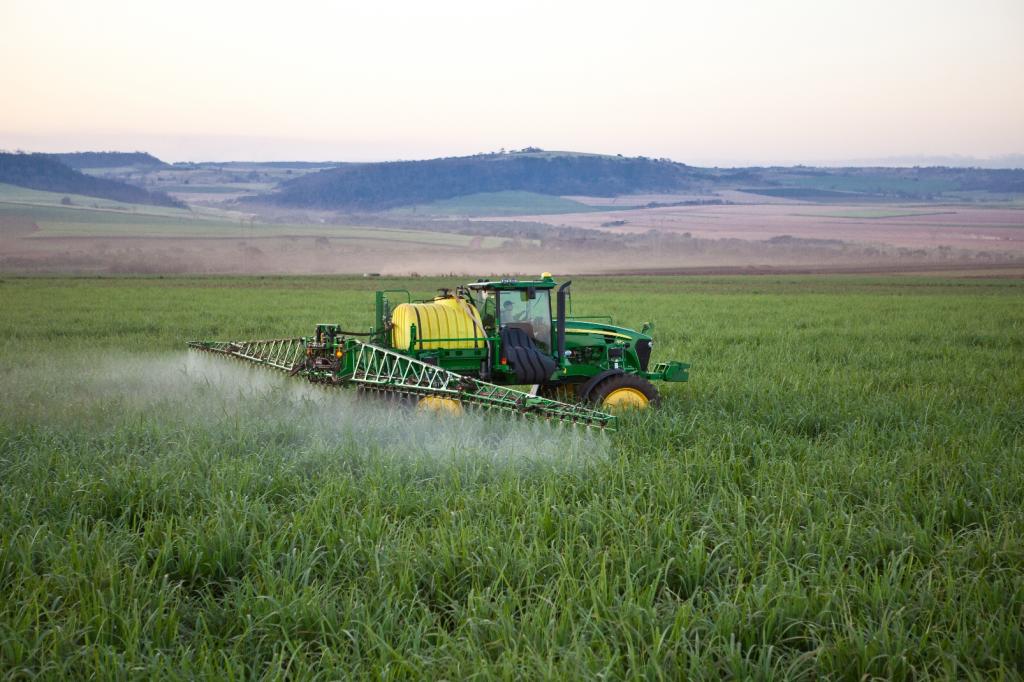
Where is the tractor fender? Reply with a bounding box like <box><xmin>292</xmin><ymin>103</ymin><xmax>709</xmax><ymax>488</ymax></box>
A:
<box><xmin>578</xmin><ymin>369</ymin><xmax>625</xmax><ymax>401</ymax></box>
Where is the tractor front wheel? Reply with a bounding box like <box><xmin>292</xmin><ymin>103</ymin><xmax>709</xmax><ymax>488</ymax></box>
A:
<box><xmin>590</xmin><ymin>374</ymin><xmax>660</xmax><ymax>411</ymax></box>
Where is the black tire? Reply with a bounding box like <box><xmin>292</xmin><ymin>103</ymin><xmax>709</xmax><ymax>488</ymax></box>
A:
<box><xmin>589</xmin><ymin>374</ymin><xmax>660</xmax><ymax>409</ymax></box>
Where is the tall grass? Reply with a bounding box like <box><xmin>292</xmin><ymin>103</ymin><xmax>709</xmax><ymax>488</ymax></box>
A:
<box><xmin>1</xmin><ymin>275</ymin><xmax>1022</xmax><ymax>679</ymax></box>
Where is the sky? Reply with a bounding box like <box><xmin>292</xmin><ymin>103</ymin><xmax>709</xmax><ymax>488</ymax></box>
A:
<box><xmin>1</xmin><ymin>0</ymin><xmax>1022</xmax><ymax>165</ymax></box>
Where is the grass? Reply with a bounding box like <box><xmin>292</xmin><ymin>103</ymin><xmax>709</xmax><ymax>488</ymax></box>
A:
<box><xmin>1</xmin><ymin>274</ymin><xmax>1022</xmax><ymax>679</ymax></box>
<box><xmin>775</xmin><ymin>173</ymin><xmax>961</xmax><ymax>196</ymax></box>
<box><xmin>393</xmin><ymin>191</ymin><xmax>609</xmax><ymax>217</ymax></box>
<box><xmin>0</xmin><ymin>182</ymin><xmax>197</xmax><ymax>219</ymax></box>
<box><xmin>0</xmin><ymin>200</ymin><xmax>513</xmax><ymax>247</ymax></box>
<box><xmin>159</xmin><ymin>185</ymin><xmax>258</xmax><ymax>194</ymax></box>
<box><xmin>797</xmin><ymin>209</ymin><xmax>957</xmax><ymax>220</ymax></box>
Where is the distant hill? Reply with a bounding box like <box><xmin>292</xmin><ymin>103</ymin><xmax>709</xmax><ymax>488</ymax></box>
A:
<box><xmin>51</xmin><ymin>151</ymin><xmax>169</xmax><ymax>170</ymax></box>
<box><xmin>252</xmin><ymin>149</ymin><xmax>1024</xmax><ymax>212</ymax></box>
<box><xmin>0</xmin><ymin>153</ymin><xmax>185</xmax><ymax>208</ymax></box>
<box><xmin>255</xmin><ymin>151</ymin><xmax>710</xmax><ymax>210</ymax></box>
<box><xmin>190</xmin><ymin>161</ymin><xmax>341</xmax><ymax>169</ymax></box>
<box><xmin>745</xmin><ymin>166</ymin><xmax>1024</xmax><ymax>199</ymax></box>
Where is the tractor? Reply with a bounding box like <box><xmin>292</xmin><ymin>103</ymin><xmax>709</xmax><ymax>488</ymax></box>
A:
<box><xmin>189</xmin><ymin>274</ymin><xmax>688</xmax><ymax>429</ymax></box>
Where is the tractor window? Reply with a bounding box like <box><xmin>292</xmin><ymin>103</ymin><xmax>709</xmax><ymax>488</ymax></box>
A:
<box><xmin>498</xmin><ymin>290</ymin><xmax>551</xmax><ymax>351</ymax></box>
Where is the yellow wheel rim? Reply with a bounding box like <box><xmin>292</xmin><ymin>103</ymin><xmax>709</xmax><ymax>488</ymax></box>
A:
<box><xmin>602</xmin><ymin>387</ymin><xmax>650</xmax><ymax>410</ymax></box>
<box><xmin>417</xmin><ymin>396</ymin><xmax>464</xmax><ymax>415</ymax></box>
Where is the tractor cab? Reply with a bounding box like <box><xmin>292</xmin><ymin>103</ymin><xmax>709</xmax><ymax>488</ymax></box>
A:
<box><xmin>462</xmin><ymin>274</ymin><xmax>559</xmax><ymax>383</ymax></box>
<box><xmin>464</xmin><ymin>273</ymin><xmax>556</xmax><ymax>351</ymax></box>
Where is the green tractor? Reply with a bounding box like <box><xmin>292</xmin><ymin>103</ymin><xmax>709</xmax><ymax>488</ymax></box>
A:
<box><xmin>190</xmin><ymin>274</ymin><xmax>688</xmax><ymax>428</ymax></box>
<box><xmin>314</xmin><ymin>273</ymin><xmax>687</xmax><ymax>410</ymax></box>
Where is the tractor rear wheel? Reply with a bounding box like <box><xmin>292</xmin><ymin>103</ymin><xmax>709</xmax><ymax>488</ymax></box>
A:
<box><xmin>590</xmin><ymin>374</ymin><xmax>659</xmax><ymax>411</ymax></box>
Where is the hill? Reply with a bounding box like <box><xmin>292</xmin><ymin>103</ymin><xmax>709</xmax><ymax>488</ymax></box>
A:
<box><xmin>746</xmin><ymin>166</ymin><xmax>1024</xmax><ymax>199</ymax></box>
<box><xmin>248</xmin><ymin>150</ymin><xmax>1024</xmax><ymax>212</ymax></box>
<box><xmin>391</xmin><ymin>190</ymin><xmax>610</xmax><ymax>217</ymax></box>
<box><xmin>50</xmin><ymin>151</ymin><xmax>169</xmax><ymax>170</ymax></box>
<box><xmin>256</xmin><ymin>151</ymin><xmax>710</xmax><ymax>210</ymax></box>
<box><xmin>0</xmin><ymin>153</ymin><xmax>185</xmax><ymax>208</ymax></box>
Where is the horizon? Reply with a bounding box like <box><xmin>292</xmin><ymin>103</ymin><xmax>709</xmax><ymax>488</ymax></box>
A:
<box><xmin>3</xmin><ymin>142</ymin><xmax>1024</xmax><ymax>170</ymax></box>
<box><xmin>2</xmin><ymin>0</ymin><xmax>1022</xmax><ymax>165</ymax></box>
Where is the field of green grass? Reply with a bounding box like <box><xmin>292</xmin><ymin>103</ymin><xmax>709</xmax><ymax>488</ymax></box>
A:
<box><xmin>393</xmin><ymin>191</ymin><xmax>611</xmax><ymax>217</ymax></box>
<box><xmin>798</xmin><ymin>209</ymin><xmax>957</xmax><ymax>220</ymax></box>
<box><xmin>159</xmin><ymin>185</ymin><xmax>257</xmax><ymax>194</ymax></box>
<box><xmin>1</xmin><ymin>275</ymin><xmax>1022</xmax><ymax>678</ymax></box>
<box><xmin>0</xmin><ymin>191</ymin><xmax>514</xmax><ymax>248</ymax></box>
<box><xmin>0</xmin><ymin>182</ymin><xmax>200</xmax><ymax>219</ymax></box>
<box><xmin>775</xmin><ymin>173</ymin><xmax>961</xmax><ymax>196</ymax></box>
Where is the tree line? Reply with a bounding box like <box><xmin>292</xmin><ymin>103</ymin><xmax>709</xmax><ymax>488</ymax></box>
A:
<box><xmin>259</xmin><ymin>152</ymin><xmax>708</xmax><ymax>210</ymax></box>
<box><xmin>0</xmin><ymin>153</ymin><xmax>185</xmax><ymax>208</ymax></box>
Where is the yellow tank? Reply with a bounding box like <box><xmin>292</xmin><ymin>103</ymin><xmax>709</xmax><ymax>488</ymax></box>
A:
<box><xmin>391</xmin><ymin>297</ymin><xmax>485</xmax><ymax>350</ymax></box>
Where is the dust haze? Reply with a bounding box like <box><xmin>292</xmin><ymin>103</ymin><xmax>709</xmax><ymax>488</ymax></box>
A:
<box><xmin>0</xmin><ymin>352</ymin><xmax>608</xmax><ymax>474</ymax></box>
<box><xmin>3</xmin><ymin>217</ymin><xmax>1020</xmax><ymax>277</ymax></box>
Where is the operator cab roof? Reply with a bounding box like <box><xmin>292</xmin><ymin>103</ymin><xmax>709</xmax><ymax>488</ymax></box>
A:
<box><xmin>467</xmin><ymin>273</ymin><xmax>557</xmax><ymax>291</ymax></box>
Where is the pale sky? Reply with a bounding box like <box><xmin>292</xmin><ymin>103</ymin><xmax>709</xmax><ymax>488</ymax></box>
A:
<box><xmin>1</xmin><ymin>0</ymin><xmax>1022</xmax><ymax>165</ymax></box>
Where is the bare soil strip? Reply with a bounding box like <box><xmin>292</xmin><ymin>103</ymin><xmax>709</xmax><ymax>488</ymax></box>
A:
<box><xmin>591</xmin><ymin>262</ymin><xmax>1024</xmax><ymax>278</ymax></box>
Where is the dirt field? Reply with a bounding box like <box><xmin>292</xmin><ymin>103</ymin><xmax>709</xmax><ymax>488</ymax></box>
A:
<box><xmin>2</xmin><ymin>194</ymin><xmax>1021</xmax><ymax>275</ymax></box>
<box><xmin>593</xmin><ymin>262</ymin><xmax>1024</xmax><ymax>278</ymax></box>
<box><xmin>486</xmin><ymin>203</ymin><xmax>1024</xmax><ymax>252</ymax></box>
<box><xmin>0</xmin><ymin>235</ymin><xmax>534</xmax><ymax>275</ymax></box>
<box><xmin>3</xmin><ymin>231</ymin><xmax>1018</xmax><ymax>276</ymax></box>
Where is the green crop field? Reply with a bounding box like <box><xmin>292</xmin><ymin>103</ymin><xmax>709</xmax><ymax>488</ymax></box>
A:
<box><xmin>775</xmin><ymin>173</ymin><xmax>962</xmax><ymax>196</ymax></box>
<box><xmin>0</xmin><ymin>191</ymin><xmax>515</xmax><ymax>248</ymax></box>
<box><xmin>0</xmin><ymin>182</ymin><xmax>200</xmax><ymax>219</ymax></box>
<box><xmin>796</xmin><ymin>209</ymin><xmax>958</xmax><ymax>220</ymax></box>
<box><xmin>159</xmin><ymin>185</ymin><xmax>259</xmax><ymax>194</ymax></box>
<box><xmin>393</xmin><ymin>191</ymin><xmax>610</xmax><ymax>217</ymax></box>
<box><xmin>1</xmin><ymin>275</ymin><xmax>1022</xmax><ymax>679</ymax></box>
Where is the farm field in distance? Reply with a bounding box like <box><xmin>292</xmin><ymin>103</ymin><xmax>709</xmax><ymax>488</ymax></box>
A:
<box><xmin>484</xmin><ymin>201</ymin><xmax>1024</xmax><ymax>253</ymax></box>
<box><xmin>3</xmin><ymin>151</ymin><xmax>1024</xmax><ymax>277</ymax></box>
<box><xmin>1</xmin><ymin>274</ymin><xmax>1022</xmax><ymax>678</ymax></box>
<box><xmin>2</xmin><ymin>180</ymin><xmax>1023</xmax><ymax>276</ymax></box>
<box><xmin>0</xmin><ymin>185</ymin><xmax>525</xmax><ymax>275</ymax></box>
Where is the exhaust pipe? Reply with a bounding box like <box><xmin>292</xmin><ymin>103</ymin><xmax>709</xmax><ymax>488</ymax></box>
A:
<box><xmin>556</xmin><ymin>280</ymin><xmax>571</xmax><ymax>367</ymax></box>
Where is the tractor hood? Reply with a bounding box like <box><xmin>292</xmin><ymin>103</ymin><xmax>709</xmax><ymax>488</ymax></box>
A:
<box><xmin>562</xmin><ymin>319</ymin><xmax>649</xmax><ymax>343</ymax></box>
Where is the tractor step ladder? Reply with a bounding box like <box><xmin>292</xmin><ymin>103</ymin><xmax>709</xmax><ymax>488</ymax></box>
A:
<box><xmin>188</xmin><ymin>339</ymin><xmax>614</xmax><ymax>429</ymax></box>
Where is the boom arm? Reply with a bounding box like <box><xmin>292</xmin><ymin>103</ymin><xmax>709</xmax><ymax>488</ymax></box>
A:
<box><xmin>188</xmin><ymin>337</ymin><xmax>614</xmax><ymax>429</ymax></box>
